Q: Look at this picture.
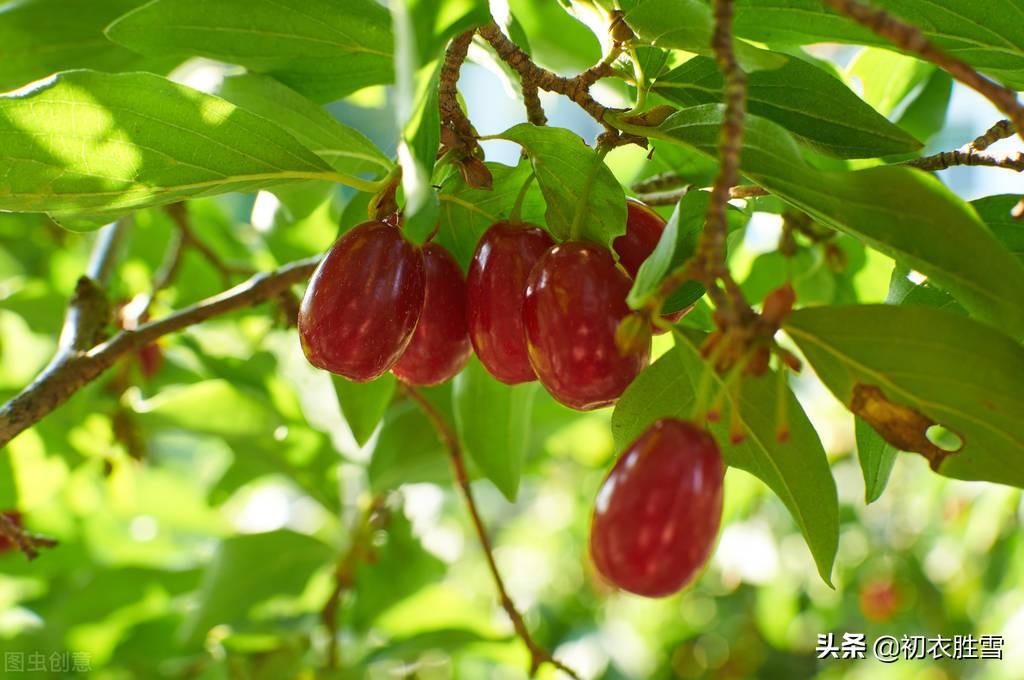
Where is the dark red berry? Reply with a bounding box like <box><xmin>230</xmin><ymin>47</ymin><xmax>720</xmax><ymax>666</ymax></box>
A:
<box><xmin>613</xmin><ymin>199</ymin><xmax>666</xmax><ymax>278</ymax></box>
<box><xmin>614</xmin><ymin>199</ymin><xmax>688</xmax><ymax>332</ymax></box>
<box><xmin>523</xmin><ymin>241</ymin><xmax>650</xmax><ymax>410</ymax></box>
<box><xmin>467</xmin><ymin>221</ymin><xmax>555</xmax><ymax>384</ymax></box>
<box><xmin>298</xmin><ymin>220</ymin><xmax>425</xmax><ymax>382</ymax></box>
<box><xmin>590</xmin><ymin>419</ymin><xmax>724</xmax><ymax>597</ymax></box>
<box><xmin>392</xmin><ymin>244</ymin><xmax>472</xmax><ymax>386</ymax></box>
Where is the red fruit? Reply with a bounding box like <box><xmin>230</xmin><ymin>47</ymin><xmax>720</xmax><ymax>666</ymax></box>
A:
<box><xmin>0</xmin><ymin>511</ymin><xmax>22</xmax><ymax>554</ymax></box>
<box><xmin>392</xmin><ymin>244</ymin><xmax>472</xmax><ymax>386</ymax></box>
<box><xmin>614</xmin><ymin>199</ymin><xmax>666</xmax><ymax>278</ymax></box>
<box><xmin>613</xmin><ymin>199</ymin><xmax>688</xmax><ymax>333</ymax></box>
<box><xmin>298</xmin><ymin>221</ymin><xmax>425</xmax><ymax>382</ymax></box>
<box><xmin>523</xmin><ymin>241</ymin><xmax>650</xmax><ymax>410</ymax></box>
<box><xmin>467</xmin><ymin>221</ymin><xmax>555</xmax><ymax>384</ymax></box>
<box><xmin>590</xmin><ymin>419</ymin><xmax>724</xmax><ymax>597</ymax></box>
<box><xmin>859</xmin><ymin>579</ymin><xmax>902</xmax><ymax>622</ymax></box>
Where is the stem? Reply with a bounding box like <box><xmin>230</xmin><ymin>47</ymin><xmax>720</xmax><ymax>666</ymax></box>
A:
<box><xmin>0</xmin><ymin>257</ymin><xmax>320</xmax><ymax>448</ymax></box>
<box><xmin>508</xmin><ymin>171</ymin><xmax>536</xmax><ymax>224</ymax></box>
<box><xmin>402</xmin><ymin>386</ymin><xmax>581</xmax><ymax>680</ymax></box>
<box><xmin>623</xmin><ymin>46</ymin><xmax>647</xmax><ymax>116</ymax></box>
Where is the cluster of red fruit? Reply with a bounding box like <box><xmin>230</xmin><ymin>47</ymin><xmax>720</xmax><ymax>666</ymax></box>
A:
<box><xmin>298</xmin><ymin>200</ymin><xmax>724</xmax><ymax>598</ymax></box>
<box><xmin>297</xmin><ymin>199</ymin><xmax>676</xmax><ymax>405</ymax></box>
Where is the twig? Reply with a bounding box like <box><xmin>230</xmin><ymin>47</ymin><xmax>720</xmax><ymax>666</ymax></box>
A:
<box><xmin>906</xmin><ymin>149</ymin><xmax>1024</xmax><ymax>173</ymax></box>
<box><xmin>632</xmin><ymin>172</ymin><xmax>688</xmax><ymax>194</ymax></box>
<box><xmin>321</xmin><ymin>495</ymin><xmax>389</xmax><ymax>670</ymax></box>
<box><xmin>478</xmin><ymin>19</ymin><xmax>618</xmax><ymax>134</ymax></box>
<box><xmin>439</xmin><ymin>30</ymin><xmax>478</xmax><ymax>146</ymax></box>
<box><xmin>521</xmin><ymin>81</ymin><xmax>548</xmax><ymax>127</ymax></box>
<box><xmin>636</xmin><ymin>184</ymin><xmax>769</xmax><ymax>206</ymax></box>
<box><xmin>403</xmin><ymin>386</ymin><xmax>581</xmax><ymax>680</ymax></box>
<box><xmin>164</xmin><ymin>203</ymin><xmax>255</xmax><ymax>285</ymax></box>
<box><xmin>685</xmin><ymin>0</ymin><xmax>752</xmax><ymax>325</ymax></box>
<box><xmin>0</xmin><ymin>512</ymin><xmax>58</xmax><ymax>561</ymax></box>
<box><xmin>968</xmin><ymin>119</ymin><xmax>1015</xmax><ymax>152</ymax></box>
<box><xmin>0</xmin><ymin>257</ymin><xmax>319</xmax><ymax>448</ymax></box>
<box><xmin>819</xmin><ymin>1</ymin><xmax>1024</xmax><ymax>148</ymax></box>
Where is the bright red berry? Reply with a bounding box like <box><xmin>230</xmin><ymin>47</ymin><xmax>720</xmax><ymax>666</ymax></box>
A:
<box><xmin>590</xmin><ymin>419</ymin><xmax>724</xmax><ymax>597</ymax></box>
<box><xmin>298</xmin><ymin>220</ymin><xmax>425</xmax><ymax>382</ymax></box>
<box><xmin>467</xmin><ymin>221</ymin><xmax>555</xmax><ymax>384</ymax></box>
<box><xmin>392</xmin><ymin>244</ymin><xmax>472</xmax><ymax>386</ymax></box>
<box><xmin>614</xmin><ymin>199</ymin><xmax>689</xmax><ymax>332</ymax></box>
<box><xmin>523</xmin><ymin>241</ymin><xmax>650</xmax><ymax>410</ymax></box>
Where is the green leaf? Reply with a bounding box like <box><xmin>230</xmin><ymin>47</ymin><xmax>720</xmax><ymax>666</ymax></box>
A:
<box><xmin>436</xmin><ymin>160</ymin><xmax>546</xmax><ymax>269</ymax></box>
<box><xmin>0</xmin><ymin>71</ymin><xmax>370</xmax><ymax>221</ymax></box>
<box><xmin>846</xmin><ymin>48</ymin><xmax>933</xmax><ymax>117</ymax></box>
<box><xmin>611</xmin><ymin>331</ymin><xmax>839</xmax><ymax>584</ymax></box>
<box><xmin>731</xmin><ymin>0</ymin><xmax>1024</xmax><ymax>89</ymax></box>
<box><xmin>333</xmin><ymin>374</ymin><xmax>397</xmax><ymax>448</ymax></box>
<box><xmin>106</xmin><ymin>0</ymin><xmax>393</xmax><ymax>102</ymax></box>
<box><xmin>894</xmin><ymin>70</ymin><xmax>952</xmax><ymax>144</ymax></box>
<box><xmin>624</xmin><ymin>0</ymin><xmax>712</xmax><ymax>54</ymax></box>
<box><xmin>453</xmin><ymin>358</ymin><xmax>537</xmax><ymax>501</ymax></box>
<box><xmin>973</xmin><ymin>195</ymin><xmax>1024</xmax><ymax>261</ymax></box>
<box><xmin>655</xmin><ymin>52</ymin><xmax>921</xmax><ymax>158</ymax></box>
<box><xmin>181</xmin><ymin>530</ymin><xmax>334</xmax><ymax>644</ymax></box>
<box><xmin>0</xmin><ymin>0</ymin><xmax>172</xmax><ymax>92</ymax></box>
<box><xmin>407</xmin><ymin>0</ymin><xmax>490</xmax><ymax>65</ymax></box>
<box><xmin>368</xmin><ymin>400</ymin><xmax>450</xmax><ymax>492</ymax></box>
<box><xmin>627</xmin><ymin>192</ymin><xmax>714</xmax><ymax>314</ymax></box>
<box><xmin>351</xmin><ymin>509</ymin><xmax>446</xmax><ymax>628</ymax></box>
<box><xmin>785</xmin><ymin>305</ymin><xmax>1024</xmax><ymax>488</ymax></box>
<box><xmin>495</xmin><ymin>124</ymin><xmax>627</xmax><ymax>246</ymax></box>
<box><xmin>134</xmin><ymin>379</ymin><xmax>281</xmax><ymax>438</ymax></box>
<box><xmin>856</xmin><ymin>417</ymin><xmax>897</xmax><ymax>504</ymax></box>
<box><xmin>216</xmin><ymin>74</ymin><xmax>393</xmax><ymax>178</ymax></box>
<box><xmin>612</xmin><ymin>105</ymin><xmax>1024</xmax><ymax>335</ymax></box>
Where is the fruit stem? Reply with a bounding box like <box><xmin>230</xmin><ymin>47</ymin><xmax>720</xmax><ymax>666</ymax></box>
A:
<box><xmin>621</xmin><ymin>45</ymin><xmax>648</xmax><ymax>117</ymax></box>
<box><xmin>685</xmin><ymin>330</ymin><xmax>728</xmax><ymax>424</ymax></box>
<box><xmin>402</xmin><ymin>386</ymin><xmax>582</xmax><ymax>680</ymax></box>
<box><xmin>508</xmin><ymin>171</ymin><xmax>536</xmax><ymax>224</ymax></box>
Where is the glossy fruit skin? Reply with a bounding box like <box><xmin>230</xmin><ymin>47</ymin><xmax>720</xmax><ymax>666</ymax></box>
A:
<box><xmin>523</xmin><ymin>241</ymin><xmax>650</xmax><ymax>410</ymax></box>
<box><xmin>614</xmin><ymin>199</ymin><xmax>688</xmax><ymax>332</ymax></box>
<box><xmin>298</xmin><ymin>221</ymin><xmax>425</xmax><ymax>382</ymax></box>
<box><xmin>590</xmin><ymin>419</ymin><xmax>724</xmax><ymax>597</ymax></box>
<box><xmin>392</xmin><ymin>244</ymin><xmax>472</xmax><ymax>386</ymax></box>
<box><xmin>614</xmin><ymin>199</ymin><xmax>667</xmax><ymax>278</ymax></box>
<box><xmin>467</xmin><ymin>221</ymin><xmax>555</xmax><ymax>384</ymax></box>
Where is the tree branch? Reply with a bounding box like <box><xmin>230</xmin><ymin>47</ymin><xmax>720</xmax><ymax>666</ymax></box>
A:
<box><xmin>439</xmin><ymin>30</ymin><xmax>478</xmax><ymax>146</ymax></box>
<box><xmin>635</xmin><ymin>184</ymin><xmax>768</xmax><ymax>206</ymax></box>
<box><xmin>967</xmin><ymin>119</ymin><xmax>1015</xmax><ymax>152</ymax></box>
<box><xmin>403</xmin><ymin>386</ymin><xmax>581</xmax><ymax>680</ymax></box>
<box><xmin>165</xmin><ymin>203</ymin><xmax>256</xmax><ymax>285</ymax></box>
<box><xmin>0</xmin><ymin>512</ymin><xmax>58</xmax><ymax>561</ymax></box>
<box><xmin>478</xmin><ymin>19</ymin><xmax>620</xmax><ymax>135</ymax></box>
<box><xmin>819</xmin><ymin>1</ymin><xmax>1024</xmax><ymax>147</ymax></box>
<box><xmin>905</xmin><ymin>149</ymin><xmax>1024</xmax><ymax>173</ymax></box>
<box><xmin>0</xmin><ymin>257</ymin><xmax>319</xmax><ymax>449</ymax></box>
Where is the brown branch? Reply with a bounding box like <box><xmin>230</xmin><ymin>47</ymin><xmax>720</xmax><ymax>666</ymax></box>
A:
<box><xmin>968</xmin><ymin>119</ymin><xmax>1015</xmax><ymax>152</ymax></box>
<box><xmin>819</xmin><ymin>1</ymin><xmax>1024</xmax><ymax>145</ymax></box>
<box><xmin>0</xmin><ymin>512</ymin><xmax>58</xmax><ymax>561</ymax></box>
<box><xmin>439</xmin><ymin>30</ymin><xmax>477</xmax><ymax>145</ymax></box>
<box><xmin>0</xmin><ymin>257</ymin><xmax>319</xmax><ymax>449</ymax></box>
<box><xmin>478</xmin><ymin>19</ymin><xmax>619</xmax><ymax>133</ymax></box>
<box><xmin>321</xmin><ymin>495</ymin><xmax>389</xmax><ymax>670</ymax></box>
<box><xmin>632</xmin><ymin>172</ymin><xmax>688</xmax><ymax>194</ymax></box>
<box><xmin>636</xmin><ymin>184</ymin><xmax>769</xmax><ymax>206</ymax></box>
<box><xmin>521</xmin><ymin>81</ymin><xmax>548</xmax><ymax>127</ymax></box>
<box><xmin>905</xmin><ymin>148</ymin><xmax>1024</xmax><ymax>172</ymax></box>
<box><xmin>689</xmin><ymin>0</ymin><xmax>752</xmax><ymax>325</ymax></box>
<box><xmin>402</xmin><ymin>386</ymin><xmax>581</xmax><ymax>680</ymax></box>
<box><xmin>164</xmin><ymin>203</ymin><xmax>255</xmax><ymax>285</ymax></box>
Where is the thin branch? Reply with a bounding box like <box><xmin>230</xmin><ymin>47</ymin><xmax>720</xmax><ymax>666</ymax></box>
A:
<box><xmin>164</xmin><ymin>203</ymin><xmax>255</xmax><ymax>285</ymax></box>
<box><xmin>905</xmin><ymin>149</ymin><xmax>1024</xmax><ymax>173</ymax></box>
<box><xmin>521</xmin><ymin>81</ymin><xmax>548</xmax><ymax>126</ymax></box>
<box><xmin>968</xmin><ymin>119</ymin><xmax>1015</xmax><ymax>152</ymax></box>
<box><xmin>478</xmin><ymin>19</ymin><xmax>618</xmax><ymax>133</ymax></box>
<box><xmin>0</xmin><ymin>513</ymin><xmax>58</xmax><ymax>561</ymax></box>
<box><xmin>0</xmin><ymin>257</ymin><xmax>319</xmax><ymax>449</ymax></box>
<box><xmin>819</xmin><ymin>1</ymin><xmax>1024</xmax><ymax>145</ymax></box>
<box><xmin>439</xmin><ymin>30</ymin><xmax>478</xmax><ymax>145</ymax></box>
<box><xmin>636</xmin><ymin>184</ymin><xmax>769</xmax><ymax>206</ymax></box>
<box><xmin>688</xmin><ymin>0</ymin><xmax>752</xmax><ymax>325</ymax></box>
<box><xmin>632</xmin><ymin>172</ymin><xmax>688</xmax><ymax>194</ymax></box>
<box><xmin>402</xmin><ymin>386</ymin><xmax>581</xmax><ymax>680</ymax></box>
